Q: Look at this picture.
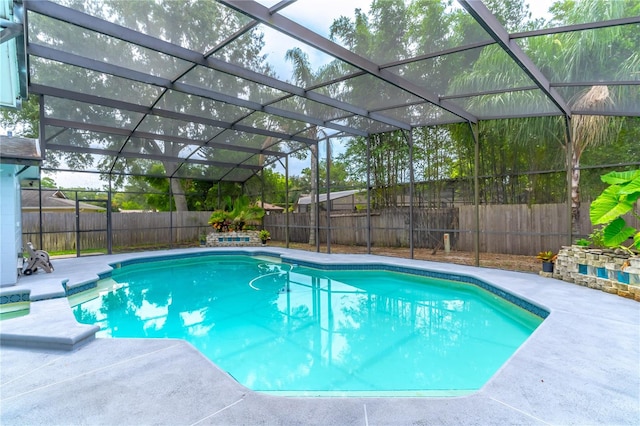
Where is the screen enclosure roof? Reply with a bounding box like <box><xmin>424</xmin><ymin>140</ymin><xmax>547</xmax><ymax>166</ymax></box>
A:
<box><xmin>13</xmin><ymin>0</ymin><xmax>640</xmax><ymax>183</ymax></box>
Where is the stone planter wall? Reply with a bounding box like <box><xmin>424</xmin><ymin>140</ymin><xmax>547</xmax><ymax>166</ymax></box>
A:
<box><xmin>206</xmin><ymin>231</ymin><xmax>262</xmax><ymax>247</ymax></box>
<box><xmin>552</xmin><ymin>246</ymin><xmax>640</xmax><ymax>301</ymax></box>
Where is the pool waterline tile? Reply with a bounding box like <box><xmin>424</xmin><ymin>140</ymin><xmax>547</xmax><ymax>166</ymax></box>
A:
<box><xmin>281</xmin><ymin>257</ymin><xmax>549</xmax><ymax>319</ymax></box>
<box><xmin>66</xmin><ymin>250</ymin><xmax>550</xmax><ymax>320</ymax></box>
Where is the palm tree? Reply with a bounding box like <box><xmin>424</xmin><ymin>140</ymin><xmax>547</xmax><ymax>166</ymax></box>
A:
<box><xmin>449</xmin><ymin>0</ymin><xmax>633</xmax><ymax>233</ymax></box>
<box><xmin>567</xmin><ymin>86</ymin><xmax>618</xmax><ymax>232</ymax></box>
<box><xmin>285</xmin><ymin>47</ymin><xmax>346</xmax><ymax>245</ymax></box>
<box><xmin>544</xmin><ymin>0</ymin><xmax>632</xmax><ymax>233</ymax></box>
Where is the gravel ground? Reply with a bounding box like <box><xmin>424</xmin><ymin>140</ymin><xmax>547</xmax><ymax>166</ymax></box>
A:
<box><xmin>270</xmin><ymin>242</ymin><xmax>541</xmax><ymax>273</ymax></box>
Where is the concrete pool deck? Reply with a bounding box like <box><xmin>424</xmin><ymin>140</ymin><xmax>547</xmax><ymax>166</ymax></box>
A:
<box><xmin>1</xmin><ymin>247</ymin><xmax>639</xmax><ymax>425</ymax></box>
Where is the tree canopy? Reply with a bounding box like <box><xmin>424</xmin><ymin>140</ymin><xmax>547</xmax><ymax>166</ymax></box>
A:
<box><xmin>1</xmin><ymin>0</ymin><xmax>638</xmax><ymax>214</ymax></box>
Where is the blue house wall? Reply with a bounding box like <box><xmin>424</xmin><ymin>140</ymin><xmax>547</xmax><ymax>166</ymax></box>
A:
<box><xmin>0</xmin><ymin>163</ymin><xmax>38</xmax><ymax>286</ymax></box>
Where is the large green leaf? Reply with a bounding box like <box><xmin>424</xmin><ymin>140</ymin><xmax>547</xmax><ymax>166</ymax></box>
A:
<box><xmin>634</xmin><ymin>232</ymin><xmax>640</xmax><ymax>250</ymax></box>
<box><xmin>601</xmin><ymin>170</ymin><xmax>640</xmax><ymax>185</ymax></box>
<box><xmin>617</xmin><ymin>175</ymin><xmax>640</xmax><ymax>195</ymax></box>
<box><xmin>590</xmin><ymin>185</ymin><xmax>635</xmax><ymax>224</ymax></box>
<box><xmin>603</xmin><ymin>217</ymin><xmax>636</xmax><ymax>247</ymax></box>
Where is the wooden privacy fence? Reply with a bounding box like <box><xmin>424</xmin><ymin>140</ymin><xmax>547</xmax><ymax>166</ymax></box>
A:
<box><xmin>264</xmin><ymin>212</ymin><xmax>309</xmax><ymax>243</ymax></box>
<box><xmin>22</xmin><ymin>211</ymin><xmax>212</xmax><ymax>252</ymax></box>
<box><xmin>457</xmin><ymin>203</ymin><xmax>639</xmax><ymax>255</ymax></box>
<box><xmin>265</xmin><ymin>203</ymin><xmax>637</xmax><ymax>255</ymax></box>
<box><xmin>457</xmin><ymin>204</ymin><xmax>571</xmax><ymax>255</ymax></box>
<box><xmin>22</xmin><ymin>203</ymin><xmax>639</xmax><ymax>256</ymax></box>
<box><xmin>264</xmin><ymin>208</ymin><xmax>458</xmax><ymax>249</ymax></box>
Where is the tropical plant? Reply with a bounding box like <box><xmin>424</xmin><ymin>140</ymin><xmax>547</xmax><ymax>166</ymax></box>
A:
<box><xmin>445</xmin><ymin>0</ymin><xmax>633</xmax><ymax>220</ymax></box>
<box><xmin>230</xmin><ymin>195</ymin><xmax>265</xmax><ymax>229</ymax></box>
<box><xmin>536</xmin><ymin>251</ymin><xmax>556</xmax><ymax>262</ymax></box>
<box><xmin>208</xmin><ymin>209</ymin><xmax>232</xmax><ymax>232</ymax></box>
<box><xmin>589</xmin><ymin>169</ymin><xmax>640</xmax><ymax>251</ymax></box>
<box><xmin>588</xmin><ymin>226</ymin><xmax>606</xmax><ymax>249</ymax></box>
<box><xmin>285</xmin><ymin>47</ymin><xmax>346</xmax><ymax>245</ymax></box>
<box><xmin>208</xmin><ymin>195</ymin><xmax>265</xmax><ymax>232</ymax></box>
<box><xmin>535</xmin><ymin>0</ymin><xmax>635</xmax><ymax>233</ymax></box>
<box><xmin>259</xmin><ymin>229</ymin><xmax>271</xmax><ymax>243</ymax></box>
<box><xmin>567</xmin><ymin>86</ymin><xmax>620</xmax><ymax>233</ymax></box>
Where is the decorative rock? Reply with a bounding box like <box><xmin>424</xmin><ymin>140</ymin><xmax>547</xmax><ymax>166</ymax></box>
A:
<box><xmin>597</xmin><ymin>278</ymin><xmax>613</xmax><ymax>289</ymax></box>
<box><xmin>614</xmin><ymin>282</ymin><xmax>629</xmax><ymax>292</ymax></box>
<box><xmin>561</xmin><ymin>275</ymin><xmax>574</xmax><ymax>283</ymax></box>
<box><xmin>554</xmin><ymin>246</ymin><xmax>639</xmax><ymax>302</ymax></box>
<box><xmin>618</xmin><ymin>290</ymin><xmax>634</xmax><ymax>299</ymax></box>
<box><xmin>206</xmin><ymin>231</ymin><xmax>262</xmax><ymax>247</ymax></box>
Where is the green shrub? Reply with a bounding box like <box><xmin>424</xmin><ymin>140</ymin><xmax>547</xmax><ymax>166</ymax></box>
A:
<box><xmin>574</xmin><ymin>238</ymin><xmax>590</xmax><ymax>247</ymax></box>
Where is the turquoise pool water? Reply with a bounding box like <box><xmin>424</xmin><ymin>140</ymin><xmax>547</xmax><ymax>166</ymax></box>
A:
<box><xmin>72</xmin><ymin>255</ymin><xmax>543</xmax><ymax>396</ymax></box>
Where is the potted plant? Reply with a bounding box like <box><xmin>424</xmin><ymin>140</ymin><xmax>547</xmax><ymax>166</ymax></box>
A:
<box><xmin>199</xmin><ymin>232</ymin><xmax>207</xmax><ymax>247</ymax></box>
<box><xmin>536</xmin><ymin>251</ymin><xmax>556</xmax><ymax>273</ymax></box>
<box><xmin>259</xmin><ymin>229</ymin><xmax>270</xmax><ymax>245</ymax></box>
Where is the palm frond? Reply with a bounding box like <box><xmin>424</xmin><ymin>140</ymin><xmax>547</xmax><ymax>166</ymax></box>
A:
<box><xmin>570</xmin><ymin>85</ymin><xmax>616</xmax><ymax>158</ymax></box>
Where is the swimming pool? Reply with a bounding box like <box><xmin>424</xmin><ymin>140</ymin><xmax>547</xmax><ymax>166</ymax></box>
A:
<box><xmin>71</xmin><ymin>254</ymin><xmax>544</xmax><ymax>396</ymax></box>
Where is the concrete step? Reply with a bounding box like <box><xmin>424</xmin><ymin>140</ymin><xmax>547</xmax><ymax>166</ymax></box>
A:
<box><xmin>0</xmin><ymin>298</ymin><xmax>99</xmax><ymax>350</ymax></box>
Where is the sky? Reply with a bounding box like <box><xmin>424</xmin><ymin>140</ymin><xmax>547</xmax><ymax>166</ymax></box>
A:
<box><xmin>264</xmin><ymin>0</ymin><xmax>372</xmax><ymax>80</ymax></box>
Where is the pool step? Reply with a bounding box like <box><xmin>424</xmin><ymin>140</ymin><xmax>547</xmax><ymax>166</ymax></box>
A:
<box><xmin>0</xmin><ymin>298</ymin><xmax>100</xmax><ymax>351</ymax></box>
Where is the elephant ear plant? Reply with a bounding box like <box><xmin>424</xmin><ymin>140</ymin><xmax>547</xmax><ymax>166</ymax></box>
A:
<box><xmin>589</xmin><ymin>169</ymin><xmax>640</xmax><ymax>252</ymax></box>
